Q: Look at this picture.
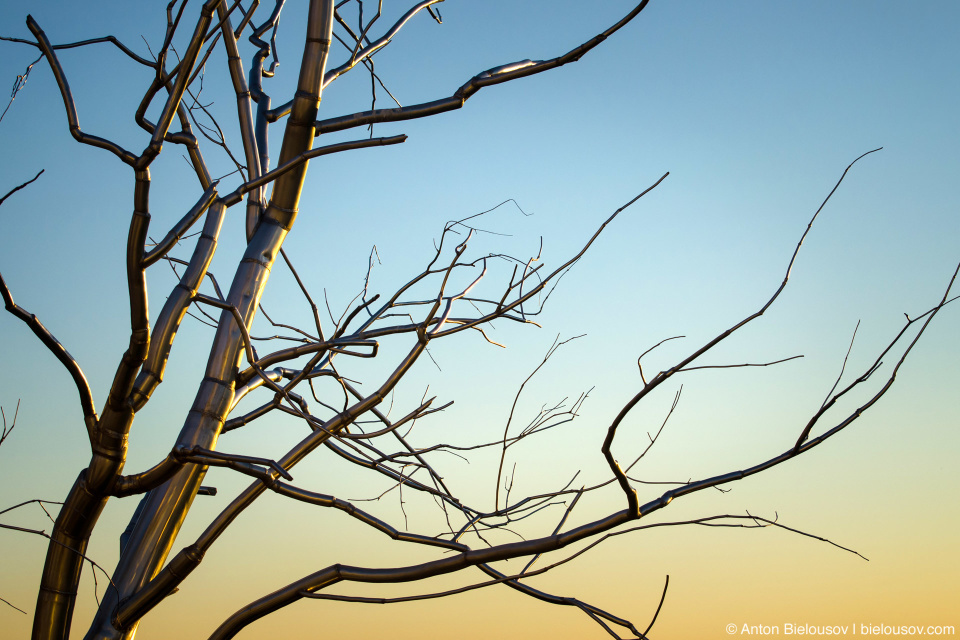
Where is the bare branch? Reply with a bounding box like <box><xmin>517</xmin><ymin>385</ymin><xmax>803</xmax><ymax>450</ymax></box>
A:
<box><xmin>141</xmin><ymin>181</ymin><xmax>219</xmax><ymax>267</ymax></box>
<box><xmin>0</xmin><ymin>273</ymin><xmax>98</xmax><ymax>437</ymax></box>
<box><xmin>820</xmin><ymin>320</ymin><xmax>860</xmax><ymax>410</ymax></box>
<box><xmin>496</xmin><ymin>334</ymin><xmax>584</xmax><ymax>509</ymax></box>
<box><xmin>679</xmin><ymin>354</ymin><xmax>803</xmax><ymax>372</ymax></box>
<box><xmin>0</xmin><ymin>595</ymin><xmax>27</xmax><ymax>615</ymax></box>
<box><xmin>0</xmin><ymin>169</ymin><xmax>44</xmax><ymax>208</ymax></box>
<box><xmin>218</xmin><ymin>134</ymin><xmax>407</xmax><ymax>207</ymax></box>
<box><xmin>600</xmin><ymin>150</ymin><xmax>881</xmax><ymax>516</ymax></box>
<box><xmin>0</xmin><ymin>400</ymin><xmax>20</xmax><ymax>449</ymax></box>
<box><xmin>26</xmin><ymin>16</ymin><xmax>139</xmax><ymax>166</ymax></box>
<box><xmin>3</xmin><ymin>3</ymin><xmax>952</xmax><ymax>639</ymax></box>
<box><xmin>315</xmin><ymin>0</ymin><xmax>653</xmax><ymax>135</ymax></box>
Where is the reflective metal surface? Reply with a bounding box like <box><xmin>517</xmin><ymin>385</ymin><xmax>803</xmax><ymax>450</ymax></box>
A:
<box><xmin>2</xmin><ymin>1</ymin><xmax>954</xmax><ymax>639</ymax></box>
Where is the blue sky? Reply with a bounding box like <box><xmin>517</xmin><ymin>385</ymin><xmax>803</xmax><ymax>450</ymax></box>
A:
<box><xmin>1</xmin><ymin>2</ymin><xmax>958</xmax><ymax>638</ymax></box>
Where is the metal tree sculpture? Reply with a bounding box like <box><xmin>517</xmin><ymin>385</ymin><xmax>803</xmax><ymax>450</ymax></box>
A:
<box><xmin>0</xmin><ymin>2</ymin><xmax>956</xmax><ymax>640</ymax></box>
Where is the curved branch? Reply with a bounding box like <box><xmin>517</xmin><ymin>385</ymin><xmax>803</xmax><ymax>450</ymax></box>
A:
<box><xmin>270</xmin><ymin>0</ymin><xmax>446</xmax><ymax>121</ymax></box>
<box><xmin>314</xmin><ymin>0</ymin><xmax>652</xmax><ymax>135</ymax></box>
<box><xmin>138</xmin><ymin>0</ymin><xmax>219</xmax><ymax>167</ymax></box>
<box><xmin>218</xmin><ymin>134</ymin><xmax>407</xmax><ymax>207</ymax></box>
<box><xmin>0</xmin><ymin>272</ymin><xmax>98</xmax><ymax>437</ymax></box>
<box><xmin>0</xmin><ymin>169</ymin><xmax>44</xmax><ymax>208</ymax></box>
<box><xmin>208</xmin><ymin>506</ymin><xmax>633</xmax><ymax>640</ymax></box>
<box><xmin>600</xmin><ymin>149</ymin><xmax>881</xmax><ymax>514</ymax></box>
<box><xmin>142</xmin><ymin>181</ymin><xmax>219</xmax><ymax>268</ymax></box>
<box><xmin>0</xmin><ymin>33</ymin><xmax>156</xmax><ymax>68</ymax></box>
<box><xmin>26</xmin><ymin>15</ymin><xmax>138</xmax><ymax>166</ymax></box>
<box><xmin>117</xmin><ymin>313</ymin><xmax>434</xmax><ymax>628</ymax></box>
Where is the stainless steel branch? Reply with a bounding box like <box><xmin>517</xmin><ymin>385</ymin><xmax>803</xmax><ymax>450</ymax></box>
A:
<box><xmin>117</xmin><ymin>309</ymin><xmax>431</xmax><ymax>628</ymax></box>
<box><xmin>269</xmin><ymin>0</ymin><xmax>446</xmax><ymax>121</ymax></box>
<box><xmin>315</xmin><ymin>0</ymin><xmax>651</xmax><ymax>135</ymax></box>
<box><xmin>0</xmin><ymin>273</ymin><xmax>98</xmax><ymax>437</ymax></box>
<box><xmin>214</xmin><ymin>0</ymin><xmax>264</xmax><ymax>240</ymax></box>
<box><xmin>129</xmin><ymin>202</ymin><xmax>226</xmax><ymax>412</ymax></box>
<box><xmin>141</xmin><ymin>182</ymin><xmax>220</xmax><ymax>268</ymax></box>
<box><xmin>91</xmin><ymin>3</ymin><xmax>338</xmax><ymax>637</ymax></box>
<box><xmin>138</xmin><ymin>0</ymin><xmax>219</xmax><ymax>168</ymax></box>
<box><xmin>32</xmin><ymin>163</ymin><xmax>153</xmax><ymax>640</ymax></box>
<box><xmin>27</xmin><ymin>16</ymin><xmax>138</xmax><ymax>166</ymax></box>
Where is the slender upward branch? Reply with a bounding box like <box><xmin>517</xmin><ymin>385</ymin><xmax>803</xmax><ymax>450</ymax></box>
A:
<box><xmin>0</xmin><ymin>169</ymin><xmax>44</xmax><ymax>207</ymax></box>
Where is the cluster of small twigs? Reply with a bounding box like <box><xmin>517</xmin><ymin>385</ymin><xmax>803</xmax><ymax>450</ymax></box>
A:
<box><xmin>1</xmin><ymin>2</ymin><xmax>957</xmax><ymax>639</ymax></box>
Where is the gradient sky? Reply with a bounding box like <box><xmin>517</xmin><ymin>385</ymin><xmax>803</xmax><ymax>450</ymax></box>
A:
<box><xmin>1</xmin><ymin>1</ymin><xmax>958</xmax><ymax>638</ymax></box>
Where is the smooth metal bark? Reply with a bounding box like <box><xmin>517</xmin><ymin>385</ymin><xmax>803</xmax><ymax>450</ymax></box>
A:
<box><xmin>25</xmin><ymin>2</ymin><xmax>218</xmax><ymax>635</ymax></box>
<box><xmin>84</xmin><ymin>2</ymin><xmax>334</xmax><ymax>638</ymax></box>
<box><xmin>32</xmin><ymin>165</ymin><xmax>151</xmax><ymax>640</ymax></box>
<box><xmin>213</xmin><ymin>0</ymin><xmax>264</xmax><ymax>240</ymax></box>
<box><xmin>8</xmin><ymin>3</ymin><xmax>946</xmax><ymax>639</ymax></box>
